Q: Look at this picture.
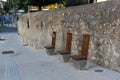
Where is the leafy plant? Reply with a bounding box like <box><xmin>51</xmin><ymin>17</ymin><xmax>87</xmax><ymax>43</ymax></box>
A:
<box><xmin>59</xmin><ymin>0</ymin><xmax>89</xmax><ymax>7</ymax></box>
<box><xmin>8</xmin><ymin>0</ymin><xmax>30</xmax><ymax>12</ymax></box>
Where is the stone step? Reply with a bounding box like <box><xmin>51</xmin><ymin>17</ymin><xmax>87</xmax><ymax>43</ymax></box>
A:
<box><xmin>5</xmin><ymin>57</ymin><xmax>20</xmax><ymax>80</ymax></box>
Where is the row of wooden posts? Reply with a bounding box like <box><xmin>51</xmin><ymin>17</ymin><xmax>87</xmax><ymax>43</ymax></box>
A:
<box><xmin>45</xmin><ymin>32</ymin><xmax>90</xmax><ymax>70</ymax></box>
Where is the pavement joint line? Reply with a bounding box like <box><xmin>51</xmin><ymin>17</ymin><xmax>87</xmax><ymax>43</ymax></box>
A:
<box><xmin>5</xmin><ymin>57</ymin><xmax>20</xmax><ymax>80</ymax></box>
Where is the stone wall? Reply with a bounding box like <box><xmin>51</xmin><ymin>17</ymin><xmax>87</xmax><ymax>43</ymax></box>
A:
<box><xmin>18</xmin><ymin>1</ymin><xmax>120</xmax><ymax>72</ymax></box>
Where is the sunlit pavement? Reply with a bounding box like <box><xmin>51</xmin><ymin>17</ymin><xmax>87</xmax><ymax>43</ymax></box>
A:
<box><xmin>0</xmin><ymin>32</ymin><xmax>120</xmax><ymax>80</ymax></box>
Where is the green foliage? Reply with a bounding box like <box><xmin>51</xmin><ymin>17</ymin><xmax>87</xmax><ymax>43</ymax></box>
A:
<box><xmin>3</xmin><ymin>2</ymin><xmax>11</xmax><ymax>12</ymax></box>
<box><xmin>8</xmin><ymin>0</ymin><xmax>30</xmax><ymax>12</ymax></box>
<box><xmin>28</xmin><ymin>0</ymin><xmax>59</xmax><ymax>10</ymax></box>
<box><xmin>59</xmin><ymin>0</ymin><xmax>89</xmax><ymax>7</ymax></box>
<box><xmin>7</xmin><ymin>0</ymin><xmax>93</xmax><ymax>12</ymax></box>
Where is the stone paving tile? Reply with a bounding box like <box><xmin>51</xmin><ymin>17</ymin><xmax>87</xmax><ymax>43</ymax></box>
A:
<box><xmin>5</xmin><ymin>57</ymin><xmax>20</xmax><ymax>80</ymax></box>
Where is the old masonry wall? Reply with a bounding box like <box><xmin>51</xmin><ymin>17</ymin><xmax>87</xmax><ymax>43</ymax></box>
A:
<box><xmin>18</xmin><ymin>1</ymin><xmax>120</xmax><ymax>72</ymax></box>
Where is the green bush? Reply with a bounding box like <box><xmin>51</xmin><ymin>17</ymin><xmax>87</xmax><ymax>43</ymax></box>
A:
<box><xmin>59</xmin><ymin>0</ymin><xmax>89</xmax><ymax>7</ymax></box>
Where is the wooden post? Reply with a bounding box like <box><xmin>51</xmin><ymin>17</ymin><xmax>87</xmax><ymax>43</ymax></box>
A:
<box><xmin>51</xmin><ymin>31</ymin><xmax>56</xmax><ymax>47</ymax></box>
<box><xmin>81</xmin><ymin>34</ymin><xmax>90</xmax><ymax>58</ymax></box>
<box><xmin>66</xmin><ymin>32</ymin><xmax>72</xmax><ymax>52</ymax></box>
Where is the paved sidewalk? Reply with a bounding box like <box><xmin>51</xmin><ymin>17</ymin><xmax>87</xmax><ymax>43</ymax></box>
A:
<box><xmin>1</xmin><ymin>26</ymin><xmax>17</xmax><ymax>33</ymax></box>
<box><xmin>0</xmin><ymin>33</ymin><xmax>120</xmax><ymax>80</ymax></box>
<box><xmin>5</xmin><ymin>56</ymin><xmax>20</xmax><ymax>80</ymax></box>
<box><xmin>1</xmin><ymin>23</ymin><xmax>17</xmax><ymax>33</ymax></box>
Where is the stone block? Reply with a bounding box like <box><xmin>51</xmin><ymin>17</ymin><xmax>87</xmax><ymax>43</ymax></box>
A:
<box><xmin>58</xmin><ymin>54</ymin><xmax>70</xmax><ymax>62</ymax></box>
<box><xmin>46</xmin><ymin>49</ymin><xmax>56</xmax><ymax>55</ymax></box>
<box><xmin>33</xmin><ymin>42</ymin><xmax>42</xmax><ymax>49</ymax></box>
<box><xmin>22</xmin><ymin>37</ymin><xmax>27</xmax><ymax>44</ymax></box>
<box><xmin>70</xmin><ymin>59</ymin><xmax>89</xmax><ymax>70</ymax></box>
<box><xmin>28</xmin><ymin>40</ymin><xmax>33</xmax><ymax>47</ymax></box>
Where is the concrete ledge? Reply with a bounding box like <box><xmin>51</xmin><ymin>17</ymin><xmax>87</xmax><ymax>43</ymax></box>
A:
<box><xmin>57</xmin><ymin>54</ymin><xmax>70</xmax><ymax>62</ymax></box>
<box><xmin>46</xmin><ymin>49</ymin><xmax>56</xmax><ymax>55</ymax></box>
<box><xmin>70</xmin><ymin>59</ymin><xmax>89</xmax><ymax>70</ymax></box>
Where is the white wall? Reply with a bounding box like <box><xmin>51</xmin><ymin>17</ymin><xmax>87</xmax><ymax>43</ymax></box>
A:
<box><xmin>1</xmin><ymin>0</ymin><xmax>7</xmax><ymax>2</ymax></box>
<box><xmin>97</xmin><ymin>0</ymin><xmax>108</xmax><ymax>2</ymax></box>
